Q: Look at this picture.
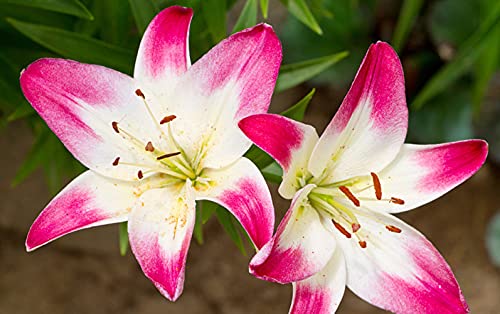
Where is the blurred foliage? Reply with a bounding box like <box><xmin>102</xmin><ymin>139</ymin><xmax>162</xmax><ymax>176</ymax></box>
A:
<box><xmin>1</xmin><ymin>0</ymin><xmax>500</xmax><ymax>253</ymax></box>
<box><xmin>486</xmin><ymin>211</ymin><xmax>500</xmax><ymax>267</ymax></box>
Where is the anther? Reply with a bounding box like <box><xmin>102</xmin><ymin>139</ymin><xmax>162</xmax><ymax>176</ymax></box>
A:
<box><xmin>390</xmin><ymin>197</ymin><xmax>405</xmax><ymax>205</ymax></box>
<box><xmin>160</xmin><ymin>115</ymin><xmax>176</xmax><ymax>124</ymax></box>
<box><xmin>352</xmin><ymin>223</ymin><xmax>361</xmax><ymax>233</ymax></box>
<box><xmin>333</xmin><ymin>220</ymin><xmax>351</xmax><ymax>238</ymax></box>
<box><xmin>137</xmin><ymin>170</ymin><xmax>143</xmax><ymax>179</ymax></box>
<box><xmin>370</xmin><ymin>172</ymin><xmax>382</xmax><ymax>200</ymax></box>
<box><xmin>112</xmin><ymin>157</ymin><xmax>120</xmax><ymax>166</ymax></box>
<box><xmin>339</xmin><ymin>186</ymin><xmax>360</xmax><ymax>207</ymax></box>
<box><xmin>358</xmin><ymin>241</ymin><xmax>367</xmax><ymax>248</ymax></box>
<box><xmin>145</xmin><ymin>141</ymin><xmax>155</xmax><ymax>152</ymax></box>
<box><xmin>111</xmin><ymin>121</ymin><xmax>119</xmax><ymax>133</ymax></box>
<box><xmin>386</xmin><ymin>225</ymin><xmax>402</xmax><ymax>233</ymax></box>
<box><xmin>157</xmin><ymin>152</ymin><xmax>181</xmax><ymax>160</ymax></box>
<box><xmin>135</xmin><ymin>89</ymin><xmax>145</xmax><ymax>98</ymax></box>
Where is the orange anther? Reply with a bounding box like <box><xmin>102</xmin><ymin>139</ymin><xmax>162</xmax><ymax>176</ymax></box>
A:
<box><xmin>390</xmin><ymin>197</ymin><xmax>405</xmax><ymax>205</ymax></box>
<box><xmin>370</xmin><ymin>172</ymin><xmax>382</xmax><ymax>200</ymax></box>
<box><xmin>333</xmin><ymin>221</ymin><xmax>351</xmax><ymax>238</ymax></box>
<box><xmin>339</xmin><ymin>186</ymin><xmax>360</xmax><ymax>207</ymax></box>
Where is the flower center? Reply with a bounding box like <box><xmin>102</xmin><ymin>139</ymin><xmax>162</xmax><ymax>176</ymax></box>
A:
<box><xmin>307</xmin><ymin>172</ymin><xmax>405</xmax><ymax>249</ymax></box>
<box><xmin>108</xmin><ymin>89</ymin><xmax>211</xmax><ymax>191</ymax></box>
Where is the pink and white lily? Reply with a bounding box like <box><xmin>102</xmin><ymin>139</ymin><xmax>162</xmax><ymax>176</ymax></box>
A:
<box><xmin>21</xmin><ymin>6</ymin><xmax>281</xmax><ymax>301</ymax></box>
<box><xmin>239</xmin><ymin>42</ymin><xmax>487</xmax><ymax>313</ymax></box>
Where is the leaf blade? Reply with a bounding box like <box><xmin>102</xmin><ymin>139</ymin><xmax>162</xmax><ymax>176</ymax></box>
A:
<box><xmin>7</xmin><ymin>18</ymin><xmax>135</xmax><ymax>74</ymax></box>
<box><xmin>0</xmin><ymin>0</ymin><xmax>93</xmax><ymax>20</ymax></box>
<box><xmin>275</xmin><ymin>51</ymin><xmax>348</xmax><ymax>92</ymax></box>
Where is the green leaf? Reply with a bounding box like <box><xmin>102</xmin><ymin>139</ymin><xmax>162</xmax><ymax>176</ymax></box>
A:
<box><xmin>128</xmin><ymin>0</ymin><xmax>159</xmax><ymax>35</ymax></box>
<box><xmin>473</xmin><ymin>27</ymin><xmax>499</xmax><ymax>117</ymax></box>
<box><xmin>282</xmin><ymin>0</ymin><xmax>323</xmax><ymax>35</ymax></box>
<box><xmin>281</xmin><ymin>88</ymin><xmax>315</xmax><ymax>121</ymax></box>
<box><xmin>194</xmin><ymin>202</ymin><xmax>204</xmax><ymax>245</ymax></box>
<box><xmin>486</xmin><ymin>211</ymin><xmax>500</xmax><ymax>267</ymax></box>
<box><xmin>119</xmin><ymin>222</ymin><xmax>129</xmax><ymax>256</ymax></box>
<box><xmin>97</xmin><ymin>0</ymin><xmax>131</xmax><ymax>45</ymax></box>
<box><xmin>201</xmin><ymin>200</ymin><xmax>217</xmax><ymax>224</ymax></box>
<box><xmin>275</xmin><ymin>51</ymin><xmax>349</xmax><ymax>92</ymax></box>
<box><xmin>260</xmin><ymin>0</ymin><xmax>269</xmax><ymax>19</ymax></box>
<box><xmin>408</xmin><ymin>86</ymin><xmax>473</xmax><ymax>143</ymax></box>
<box><xmin>12</xmin><ymin>128</ymin><xmax>50</xmax><ymax>187</ymax></box>
<box><xmin>392</xmin><ymin>0</ymin><xmax>424</xmax><ymax>52</ymax></box>
<box><xmin>232</xmin><ymin>0</ymin><xmax>257</xmax><ymax>33</ymax></box>
<box><xmin>261</xmin><ymin>161</ymin><xmax>283</xmax><ymax>183</ymax></box>
<box><xmin>7</xmin><ymin>18</ymin><xmax>135</xmax><ymax>74</ymax></box>
<box><xmin>7</xmin><ymin>101</ymin><xmax>35</xmax><ymax>121</ymax></box>
<box><xmin>202</xmin><ymin>0</ymin><xmax>227</xmax><ymax>44</ymax></box>
<box><xmin>215</xmin><ymin>205</ymin><xmax>246</xmax><ymax>255</ymax></box>
<box><xmin>411</xmin><ymin>1</ymin><xmax>500</xmax><ymax>110</ymax></box>
<box><xmin>0</xmin><ymin>0</ymin><xmax>93</xmax><ymax>20</ymax></box>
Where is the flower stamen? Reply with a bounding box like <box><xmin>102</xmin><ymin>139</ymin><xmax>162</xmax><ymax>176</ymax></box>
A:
<box><xmin>352</xmin><ymin>223</ymin><xmax>361</xmax><ymax>233</ymax></box>
<box><xmin>111</xmin><ymin>121</ymin><xmax>119</xmax><ymax>133</ymax></box>
<box><xmin>339</xmin><ymin>186</ymin><xmax>360</xmax><ymax>207</ymax></box>
<box><xmin>333</xmin><ymin>220</ymin><xmax>352</xmax><ymax>238</ymax></box>
<box><xmin>390</xmin><ymin>197</ymin><xmax>405</xmax><ymax>205</ymax></box>
<box><xmin>160</xmin><ymin>115</ymin><xmax>177</xmax><ymax>124</ymax></box>
<box><xmin>137</xmin><ymin>170</ymin><xmax>144</xmax><ymax>179</ymax></box>
<box><xmin>112</xmin><ymin>157</ymin><xmax>120</xmax><ymax>166</ymax></box>
<box><xmin>358</xmin><ymin>240</ymin><xmax>367</xmax><ymax>248</ymax></box>
<box><xmin>145</xmin><ymin>141</ymin><xmax>155</xmax><ymax>152</ymax></box>
<box><xmin>157</xmin><ymin>152</ymin><xmax>181</xmax><ymax>160</ymax></box>
<box><xmin>386</xmin><ymin>225</ymin><xmax>402</xmax><ymax>233</ymax></box>
<box><xmin>370</xmin><ymin>172</ymin><xmax>382</xmax><ymax>200</ymax></box>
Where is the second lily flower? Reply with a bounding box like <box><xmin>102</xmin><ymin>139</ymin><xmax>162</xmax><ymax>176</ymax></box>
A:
<box><xmin>239</xmin><ymin>42</ymin><xmax>487</xmax><ymax>314</ymax></box>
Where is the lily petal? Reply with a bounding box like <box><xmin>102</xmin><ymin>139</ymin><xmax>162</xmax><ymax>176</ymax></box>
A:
<box><xmin>134</xmin><ymin>6</ymin><xmax>192</xmax><ymax>97</ymax></box>
<box><xmin>290</xmin><ymin>247</ymin><xmax>346</xmax><ymax>314</ymax></box>
<box><xmin>20</xmin><ymin>58</ymin><xmax>163</xmax><ymax>181</ymax></box>
<box><xmin>170</xmin><ymin>24</ymin><xmax>282</xmax><ymax>170</ymax></box>
<box><xmin>239</xmin><ymin>114</ymin><xmax>319</xmax><ymax>199</ymax></box>
<box><xmin>308</xmin><ymin>42</ymin><xmax>408</xmax><ymax>183</ymax></box>
<box><xmin>356</xmin><ymin>140</ymin><xmax>488</xmax><ymax>213</ymax></box>
<box><xmin>26</xmin><ymin>170</ymin><xmax>137</xmax><ymax>251</ymax></box>
<box><xmin>336</xmin><ymin>210</ymin><xmax>469</xmax><ymax>313</ymax></box>
<box><xmin>128</xmin><ymin>183</ymin><xmax>195</xmax><ymax>301</ymax></box>
<box><xmin>249</xmin><ymin>185</ymin><xmax>336</xmax><ymax>284</ymax></box>
<box><xmin>196</xmin><ymin>157</ymin><xmax>274</xmax><ymax>249</ymax></box>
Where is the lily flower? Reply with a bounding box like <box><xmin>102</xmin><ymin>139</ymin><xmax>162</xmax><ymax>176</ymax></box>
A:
<box><xmin>21</xmin><ymin>6</ymin><xmax>280</xmax><ymax>301</ymax></box>
<box><xmin>239</xmin><ymin>42</ymin><xmax>487</xmax><ymax>313</ymax></box>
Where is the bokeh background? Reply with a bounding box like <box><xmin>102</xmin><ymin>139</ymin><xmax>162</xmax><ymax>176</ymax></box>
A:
<box><xmin>1</xmin><ymin>0</ymin><xmax>499</xmax><ymax>313</ymax></box>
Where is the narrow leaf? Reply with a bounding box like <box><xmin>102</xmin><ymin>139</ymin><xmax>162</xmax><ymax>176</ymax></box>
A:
<box><xmin>392</xmin><ymin>0</ymin><xmax>424</xmax><ymax>52</ymax></box>
<box><xmin>0</xmin><ymin>0</ymin><xmax>93</xmax><ymax>20</ymax></box>
<box><xmin>12</xmin><ymin>129</ymin><xmax>49</xmax><ymax>186</ymax></box>
<box><xmin>284</xmin><ymin>0</ymin><xmax>322</xmax><ymax>35</ymax></box>
<box><xmin>232</xmin><ymin>0</ymin><xmax>257</xmax><ymax>33</ymax></box>
<box><xmin>7</xmin><ymin>102</ymin><xmax>35</xmax><ymax>121</ymax></box>
<box><xmin>411</xmin><ymin>2</ymin><xmax>500</xmax><ymax>110</ymax></box>
<box><xmin>201</xmin><ymin>200</ymin><xmax>217</xmax><ymax>224</ymax></box>
<box><xmin>194</xmin><ymin>202</ymin><xmax>204</xmax><ymax>245</ymax></box>
<box><xmin>128</xmin><ymin>0</ymin><xmax>159</xmax><ymax>35</ymax></box>
<box><xmin>473</xmin><ymin>27</ymin><xmax>499</xmax><ymax>118</ymax></box>
<box><xmin>119</xmin><ymin>222</ymin><xmax>129</xmax><ymax>256</ymax></box>
<box><xmin>281</xmin><ymin>88</ymin><xmax>315</xmax><ymax>121</ymax></box>
<box><xmin>215</xmin><ymin>206</ymin><xmax>246</xmax><ymax>255</ymax></box>
<box><xmin>260</xmin><ymin>0</ymin><xmax>269</xmax><ymax>19</ymax></box>
<box><xmin>275</xmin><ymin>51</ymin><xmax>349</xmax><ymax>92</ymax></box>
<box><xmin>261</xmin><ymin>162</ymin><xmax>283</xmax><ymax>183</ymax></box>
<box><xmin>7</xmin><ymin>18</ymin><xmax>135</xmax><ymax>74</ymax></box>
<box><xmin>202</xmin><ymin>0</ymin><xmax>227</xmax><ymax>44</ymax></box>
